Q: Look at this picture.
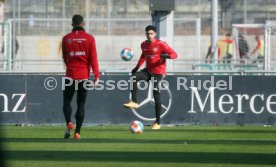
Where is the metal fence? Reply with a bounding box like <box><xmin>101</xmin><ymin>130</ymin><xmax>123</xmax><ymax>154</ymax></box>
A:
<box><xmin>2</xmin><ymin>0</ymin><xmax>276</xmax><ymax>72</ymax></box>
<box><xmin>0</xmin><ymin>18</ymin><xmax>202</xmax><ymax>72</ymax></box>
<box><xmin>4</xmin><ymin>0</ymin><xmax>276</xmax><ymax>28</ymax></box>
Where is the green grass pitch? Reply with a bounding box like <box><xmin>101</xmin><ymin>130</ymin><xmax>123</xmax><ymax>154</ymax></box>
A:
<box><xmin>1</xmin><ymin>125</ymin><xmax>276</xmax><ymax>167</ymax></box>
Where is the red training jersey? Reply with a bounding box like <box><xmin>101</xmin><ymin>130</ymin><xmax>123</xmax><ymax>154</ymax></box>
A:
<box><xmin>256</xmin><ymin>39</ymin><xmax>261</xmax><ymax>49</ymax></box>
<box><xmin>223</xmin><ymin>39</ymin><xmax>233</xmax><ymax>44</ymax></box>
<box><xmin>62</xmin><ymin>27</ymin><xmax>100</xmax><ymax>80</ymax></box>
<box><xmin>136</xmin><ymin>39</ymin><xmax>177</xmax><ymax>75</ymax></box>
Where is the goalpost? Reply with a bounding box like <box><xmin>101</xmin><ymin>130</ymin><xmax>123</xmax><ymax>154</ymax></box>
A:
<box><xmin>0</xmin><ymin>20</ymin><xmax>12</xmax><ymax>71</ymax></box>
<box><xmin>265</xmin><ymin>20</ymin><xmax>276</xmax><ymax>71</ymax></box>
<box><xmin>232</xmin><ymin>21</ymin><xmax>276</xmax><ymax>70</ymax></box>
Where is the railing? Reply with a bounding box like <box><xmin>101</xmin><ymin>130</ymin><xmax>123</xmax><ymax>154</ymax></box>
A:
<box><xmin>1</xmin><ymin>58</ymin><xmax>275</xmax><ymax>75</ymax></box>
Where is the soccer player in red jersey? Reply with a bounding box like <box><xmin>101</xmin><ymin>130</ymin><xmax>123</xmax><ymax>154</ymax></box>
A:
<box><xmin>124</xmin><ymin>25</ymin><xmax>177</xmax><ymax>129</ymax></box>
<box><xmin>222</xmin><ymin>33</ymin><xmax>234</xmax><ymax>64</ymax></box>
<box><xmin>250</xmin><ymin>35</ymin><xmax>264</xmax><ymax>63</ymax></box>
<box><xmin>62</xmin><ymin>15</ymin><xmax>100</xmax><ymax>139</ymax></box>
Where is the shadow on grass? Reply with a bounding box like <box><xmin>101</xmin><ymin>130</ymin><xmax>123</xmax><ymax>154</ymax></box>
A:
<box><xmin>146</xmin><ymin>129</ymin><xmax>276</xmax><ymax>134</ymax></box>
<box><xmin>3</xmin><ymin>150</ymin><xmax>276</xmax><ymax>165</ymax></box>
<box><xmin>3</xmin><ymin>138</ymin><xmax>276</xmax><ymax>146</ymax></box>
<box><xmin>82</xmin><ymin>128</ymin><xmax>276</xmax><ymax>134</ymax></box>
<box><xmin>4</xmin><ymin>126</ymin><xmax>276</xmax><ymax>134</ymax></box>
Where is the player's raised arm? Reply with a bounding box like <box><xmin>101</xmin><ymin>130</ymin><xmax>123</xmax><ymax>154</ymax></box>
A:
<box><xmin>160</xmin><ymin>41</ymin><xmax>177</xmax><ymax>59</ymax></box>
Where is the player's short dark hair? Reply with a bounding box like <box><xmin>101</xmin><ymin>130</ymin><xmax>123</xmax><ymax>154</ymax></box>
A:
<box><xmin>226</xmin><ymin>33</ymin><xmax>231</xmax><ymax>37</ymax></box>
<box><xmin>72</xmin><ymin>14</ymin><xmax>84</xmax><ymax>26</ymax></box>
<box><xmin>145</xmin><ymin>25</ymin><xmax>157</xmax><ymax>32</ymax></box>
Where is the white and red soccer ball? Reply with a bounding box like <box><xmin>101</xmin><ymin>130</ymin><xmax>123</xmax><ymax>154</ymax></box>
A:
<box><xmin>120</xmin><ymin>48</ymin><xmax>134</xmax><ymax>61</ymax></box>
<box><xmin>130</xmin><ymin>121</ymin><xmax>144</xmax><ymax>134</ymax></box>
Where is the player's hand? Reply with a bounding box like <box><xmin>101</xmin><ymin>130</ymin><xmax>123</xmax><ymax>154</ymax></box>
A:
<box><xmin>161</xmin><ymin>53</ymin><xmax>171</xmax><ymax>59</ymax></box>
<box><xmin>93</xmin><ymin>78</ymin><xmax>99</xmax><ymax>86</ymax></box>
<box><xmin>131</xmin><ymin>67</ymin><xmax>139</xmax><ymax>75</ymax></box>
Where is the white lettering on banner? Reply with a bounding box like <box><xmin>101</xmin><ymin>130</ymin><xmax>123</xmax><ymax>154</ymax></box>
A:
<box><xmin>266</xmin><ymin>95</ymin><xmax>276</xmax><ymax>114</ymax></box>
<box><xmin>250</xmin><ymin>94</ymin><xmax>264</xmax><ymax>114</ymax></box>
<box><xmin>12</xmin><ymin>94</ymin><xmax>26</xmax><ymax>112</ymax></box>
<box><xmin>0</xmin><ymin>94</ymin><xmax>8</xmax><ymax>112</ymax></box>
<box><xmin>188</xmin><ymin>87</ymin><xmax>217</xmax><ymax>113</ymax></box>
<box><xmin>0</xmin><ymin>93</ymin><xmax>26</xmax><ymax>112</ymax></box>
<box><xmin>188</xmin><ymin>88</ymin><xmax>276</xmax><ymax>114</ymax></box>
<box><xmin>218</xmin><ymin>94</ymin><xmax>234</xmax><ymax>114</ymax></box>
<box><xmin>235</xmin><ymin>94</ymin><xmax>249</xmax><ymax>114</ymax></box>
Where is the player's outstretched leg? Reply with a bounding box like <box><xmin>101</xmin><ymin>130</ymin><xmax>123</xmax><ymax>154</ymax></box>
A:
<box><xmin>123</xmin><ymin>69</ymin><xmax>149</xmax><ymax>109</ymax></box>
<box><xmin>123</xmin><ymin>74</ymin><xmax>139</xmax><ymax>109</ymax></box>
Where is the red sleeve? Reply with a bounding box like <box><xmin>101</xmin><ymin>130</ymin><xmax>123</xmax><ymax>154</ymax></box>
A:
<box><xmin>136</xmin><ymin>54</ymin><xmax>145</xmax><ymax>68</ymax></box>
<box><xmin>136</xmin><ymin>43</ymin><xmax>146</xmax><ymax>68</ymax></box>
<box><xmin>160</xmin><ymin>41</ymin><xmax>177</xmax><ymax>59</ymax></box>
<box><xmin>90</xmin><ymin>37</ymin><xmax>100</xmax><ymax>79</ymax></box>
<box><xmin>223</xmin><ymin>39</ymin><xmax>233</xmax><ymax>43</ymax></box>
<box><xmin>256</xmin><ymin>40</ymin><xmax>261</xmax><ymax>49</ymax></box>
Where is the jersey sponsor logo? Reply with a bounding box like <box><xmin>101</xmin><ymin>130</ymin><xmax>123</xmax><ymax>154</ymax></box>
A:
<box><xmin>75</xmin><ymin>51</ymin><xmax>85</xmax><ymax>56</ymax></box>
<box><xmin>73</xmin><ymin>38</ymin><xmax>87</xmax><ymax>43</ymax></box>
<box><xmin>69</xmin><ymin>51</ymin><xmax>86</xmax><ymax>56</ymax></box>
<box><xmin>67</xmin><ymin>38</ymin><xmax>87</xmax><ymax>44</ymax></box>
<box><xmin>153</xmin><ymin>47</ymin><xmax>158</xmax><ymax>52</ymax></box>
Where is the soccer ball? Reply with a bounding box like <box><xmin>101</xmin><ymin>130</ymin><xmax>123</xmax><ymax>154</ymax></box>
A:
<box><xmin>120</xmin><ymin>48</ymin><xmax>134</xmax><ymax>61</ymax></box>
<box><xmin>130</xmin><ymin>121</ymin><xmax>144</xmax><ymax>134</ymax></box>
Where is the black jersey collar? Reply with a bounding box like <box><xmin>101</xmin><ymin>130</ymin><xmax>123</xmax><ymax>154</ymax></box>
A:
<box><xmin>72</xmin><ymin>26</ymin><xmax>85</xmax><ymax>31</ymax></box>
